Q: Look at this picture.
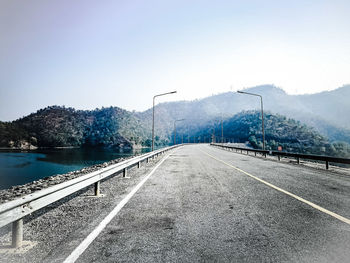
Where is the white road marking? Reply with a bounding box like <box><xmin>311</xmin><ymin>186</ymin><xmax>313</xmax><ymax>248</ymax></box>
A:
<box><xmin>63</xmin><ymin>154</ymin><xmax>171</xmax><ymax>263</ymax></box>
<box><xmin>201</xmin><ymin>148</ymin><xmax>350</xmax><ymax>226</ymax></box>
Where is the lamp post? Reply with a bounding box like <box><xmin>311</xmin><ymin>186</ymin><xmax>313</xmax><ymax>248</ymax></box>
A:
<box><xmin>152</xmin><ymin>91</ymin><xmax>177</xmax><ymax>151</ymax></box>
<box><xmin>174</xmin><ymin>119</ymin><xmax>185</xmax><ymax>145</ymax></box>
<box><xmin>237</xmin><ymin>90</ymin><xmax>265</xmax><ymax>150</ymax></box>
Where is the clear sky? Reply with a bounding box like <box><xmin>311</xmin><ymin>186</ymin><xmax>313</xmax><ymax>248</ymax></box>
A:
<box><xmin>1</xmin><ymin>0</ymin><xmax>349</xmax><ymax>121</ymax></box>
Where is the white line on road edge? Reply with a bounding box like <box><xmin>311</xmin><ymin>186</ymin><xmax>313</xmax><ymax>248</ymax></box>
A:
<box><xmin>201</xmin><ymin>148</ymin><xmax>350</xmax><ymax>226</ymax></box>
<box><xmin>63</xmin><ymin>154</ymin><xmax>171</xmax><ymax>263</ymax></box>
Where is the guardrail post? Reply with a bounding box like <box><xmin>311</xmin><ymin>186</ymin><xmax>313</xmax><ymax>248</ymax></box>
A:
<box><xmin>254</xmin><ymin>152</ymin><xmax>256</xmax><ymax>156</ymax></box>
<box><xmin>137</xmin><ymin>161</ymin><xmax>141</xmax><ymax>168</ymax></box>
<box><xmin>278</xmin><ymin>155</ymin><xmax>281</xmax><ymax>161</ymax></box>
<box><xmin>123</xmin><ymin>168</ymin><xmax>127</xmax><ymax>177</ymax></box>
<box><xmin>12</xmin><ymin>219</ymin><xmax>23</xmax><ymax>248</ymax></box>
<box><xmin>326</xmin><ymin>161</ymin><xmax>329</xmax><ymax>170</ymax></box>
<box><xmin>146</xmin><ymin>158</ymin><xmax>149</xmax><ymax>163</ymax></box>
<box><xmin>94</xmin><ymin>181</ymin><xmax>100</xmax><ymax>196</ymax></box>
<box><xmin>297</xmin><ymin>157</ymin><xmax>300</xmax><ymax>164</ymax></box>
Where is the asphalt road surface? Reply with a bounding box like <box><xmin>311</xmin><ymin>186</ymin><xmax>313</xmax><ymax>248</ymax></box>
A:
<box><xmin>51</xmin><ymin>144</ymin><xmax>350</xmax><ymax>263</ymax></box>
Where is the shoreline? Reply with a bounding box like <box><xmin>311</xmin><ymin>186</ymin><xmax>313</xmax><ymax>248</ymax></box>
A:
<box><xmin>0</xmin><ymin>144</ymin><xmax>166</xmax><ymax>152</ymax></box>
<box><xmin>0</xmin><ymin>146</ymin><xmax>78</xmax><ymax>152</ymax></box>
<box><xmin>0</xmin><ymin>152</ymin><xmax>143</xmax><ymax>204</ymax></box>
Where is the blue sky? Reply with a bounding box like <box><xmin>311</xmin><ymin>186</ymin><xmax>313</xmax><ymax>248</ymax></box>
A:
<box><xmin>1</xmin><ymin>0</ymin><xmax>349</xmax><ymax>121</ymax></box>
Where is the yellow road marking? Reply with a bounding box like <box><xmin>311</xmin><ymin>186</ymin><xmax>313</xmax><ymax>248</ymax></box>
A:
<box><xmin>200</xmin><ymin>148</ymin><xmax>350</xmax><ymax>226</ymax></box>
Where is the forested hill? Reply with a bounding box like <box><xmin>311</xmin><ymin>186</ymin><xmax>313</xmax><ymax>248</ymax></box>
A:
<box><xmin>1</xmin><ymin>105</ymin><xmax>350</xmax><ymax>158</ymax></box>
<box><xmin>0</xmin><ymin>106</ymin><xmax>156</xmax><ymax>149</ymax></box>
<box><xmin>135</xmin><ymin>85</ymin><xmax>350</xmax><ymax>145</ymax></box>
<box><xmin>177</xmin><ymin>110</ymin><xmax>350</xmax><ymax>158</ymax></box>
<box><xmin>1</xmin><ymin>85</ymin><xmax>350</xmax><ymax>158</ymax></box>
<box><xmin>213</xmin><ymin>111</ymin><xmax>350</xmax><ymax>157</ymax></box>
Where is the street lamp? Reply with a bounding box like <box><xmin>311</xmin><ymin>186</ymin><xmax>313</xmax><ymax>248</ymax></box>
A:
<box><xmin>174</xmin><ymin>119</ymin><xmax>185</xmax><ymax>145</ymax></box>
<box><xmin>237</xmin><ymin>90</ymin><xmax>265</xmax><ymax>150</ymax></box>
<box><xmin>152</xmin><ymin>91</ymin><xmax>177</xmax><ymax>151</ymax></box>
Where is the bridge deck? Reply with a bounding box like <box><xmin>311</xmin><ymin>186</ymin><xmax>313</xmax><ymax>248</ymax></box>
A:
<box><xmin>75</xmin><ymin>144</ymin><xmax>350</xmax><ymax>262</ymax></box>
<box><xmin>2</xmin><ymin>144</ymin><xmax>350</xmax><ymax>262</ymax></box>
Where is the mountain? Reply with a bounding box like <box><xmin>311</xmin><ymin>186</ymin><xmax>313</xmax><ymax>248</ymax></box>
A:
<box><xmin>297</xmin><ymin>85</ymin><xmax>350</xmax><ymax>128</ymax></box>
<box><xmin>173</xmin><ymin>110</ymin><xmax>350</xmax><ymax>158</ymax></box>
<box><xmin>141</xmin><ymin>84</ymin><xmax>350</xmax><ymax>144</ymax></box>
<box><xmin>0</xmin><ymin>106</ymin><xmax>156</xmax><ymax>149</ymax></box>
<box><xmin>1</xmin><ymin>85</ymin><xmax>350</xmax><ymax>157</ymax></box>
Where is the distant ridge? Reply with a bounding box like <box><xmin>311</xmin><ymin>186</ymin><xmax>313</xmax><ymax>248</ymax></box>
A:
<box><xmin>137</xmin><ymin>84</ymin><xmax>350</xmax><ymax>142</ymax></box>
<box><xmin>1</xmin><ymin>85</ymin><xmax>350</xmax><ymax>157</ymax></box>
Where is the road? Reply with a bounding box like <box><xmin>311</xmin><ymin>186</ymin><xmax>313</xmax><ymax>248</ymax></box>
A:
<box><xmin>61</xmin><ymin>144</ymin><xmax>350</xmax><ymax>263</ymax></box>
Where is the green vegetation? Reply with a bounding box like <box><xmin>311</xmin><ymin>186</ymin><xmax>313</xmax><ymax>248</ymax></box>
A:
<box><xmin>0</xmin><ymin>106</ymin><xmax>157</xmax><ymax>149</ymax></box>
<box><xmin>231</xmin><ymin>111</ymin><xmax>350</xmax><ymax>157</ymax></box>
<box><xmin>225</xmin><ymin>111</ymin><xmax>328</xmax><ymax>153</ymax></box>
<box><xmin>191</xmin><ymin>111</ymin><xmax>350</xmax><ymax>158</ymax></box>
<box><xmin>1</xmin><ymin>106</ymin><xmax>350</xmax><ymax>158</ymax></box>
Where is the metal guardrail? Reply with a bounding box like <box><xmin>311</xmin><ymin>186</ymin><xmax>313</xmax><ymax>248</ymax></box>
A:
<box><xmin>211</xmin><ymin>143</ymin><xmax>350</xmax><ymax>169</ymax></box>
<box><xmin>0</xmin><ymin>145</ymin><xmax>179</xmax><ymax>248</ymax></box>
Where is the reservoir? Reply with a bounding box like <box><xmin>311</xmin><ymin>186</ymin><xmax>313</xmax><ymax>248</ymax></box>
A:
<box><xmin>0</xmin><ymin>147</ymin><xmax>151</xmax><ymax>190</ymax></box>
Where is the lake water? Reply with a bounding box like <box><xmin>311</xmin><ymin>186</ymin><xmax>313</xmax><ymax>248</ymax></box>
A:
<box><xmin>0</xmin><ymin>147</ymin><xmax>152</xmax><ymax>190</ymax></box>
